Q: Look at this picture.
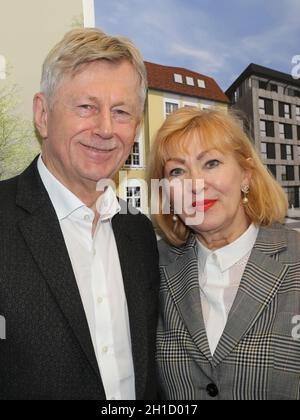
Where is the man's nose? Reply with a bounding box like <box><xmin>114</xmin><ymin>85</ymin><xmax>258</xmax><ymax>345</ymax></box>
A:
<box><xmin>93</xmin><ymin>109</ymin><xmax>113</xmax><ymax>139</ymax></box>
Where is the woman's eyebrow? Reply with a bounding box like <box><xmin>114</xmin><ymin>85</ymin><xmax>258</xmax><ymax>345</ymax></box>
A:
<box><xmin>166</xmin><ymin>157</ymin><xmax>186</xmax><ymax>164</ymax></box>
<box><xmin>166</xmin><ymin>150</ymin><xmax>212</xmax><ymax>164</ymax></box>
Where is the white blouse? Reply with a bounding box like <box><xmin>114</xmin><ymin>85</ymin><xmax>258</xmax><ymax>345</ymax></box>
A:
<box><xmin>197</xmin><ymin>224</ymin><xmax>259</xmax><ymax>356</ymax></box>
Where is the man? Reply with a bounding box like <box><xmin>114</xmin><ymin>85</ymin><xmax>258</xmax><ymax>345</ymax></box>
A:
<box><xmin>0</xmin><ymin>28</ymin><xmax>159</xmax><ymax>400</ymax></box>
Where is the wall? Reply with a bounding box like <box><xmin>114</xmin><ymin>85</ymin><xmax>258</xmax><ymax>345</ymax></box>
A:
<box><xmin>0</xmin><ymin>0</ymin><xmax>83</xmax><ymax>118</ymax></box>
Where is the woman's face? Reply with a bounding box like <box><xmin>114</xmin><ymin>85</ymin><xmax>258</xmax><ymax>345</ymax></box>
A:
<box><xmin>163</xmin><ymin>131</ymin><xmax>251</xmax><ymax>237</ymax></box>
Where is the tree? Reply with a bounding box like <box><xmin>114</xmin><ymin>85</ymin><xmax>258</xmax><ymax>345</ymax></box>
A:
<box><xmin>0</xmin><ymin>83</ymin><xmax>40</xmax><ymax>180</ymax></box>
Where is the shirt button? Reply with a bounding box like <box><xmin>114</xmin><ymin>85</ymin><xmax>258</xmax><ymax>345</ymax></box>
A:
<box><xmin>102</xmin><ymin>346</ymin><xmax>108</xmax><ymax>354</ymax></box>
<box><xmin>84</xmin><ymin>215</ymin><xmax>90</xmax><ymax>222</ymax></box>
<box><xmin>206</xmin><ymin>383</ymin><xmax>219</xmax><ymax>398</ymax></box>
<box><xmin>97</xmin><ymin>297</ymin><xmax>103</xmax><ymax>304</ymax></box>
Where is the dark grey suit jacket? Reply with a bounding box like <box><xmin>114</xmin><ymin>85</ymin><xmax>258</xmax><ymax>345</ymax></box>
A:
<box><xmin>0</xmin><ymin>158</ymin><xmax>160</xmax><ymax>400</ymax></box>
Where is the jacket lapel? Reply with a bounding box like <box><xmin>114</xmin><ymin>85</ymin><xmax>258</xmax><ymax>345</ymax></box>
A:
<box><xmin>16</xmin><ymin>160</ymin><xmax>102</xmax><ymax>383</ymax></box>
<box><xmin>213</xmin><ymin>224</ymin><xmax>289</xmax><ymax>366</ymax></box>
<box><xmin>112</xmin><ymin>211</ymin><xmax>150</xmax><ymax>400</ymax></box>
<box><xmin>163</xmin><ymin>235</ymin><xmax>212</xmax><ymax>362</ymax></box>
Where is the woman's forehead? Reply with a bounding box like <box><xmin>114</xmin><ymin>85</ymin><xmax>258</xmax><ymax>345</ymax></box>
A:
<box><xmin>163</xmin><ymin>128</ymin><xmax>229</xmax><ymax>160</ymax></box>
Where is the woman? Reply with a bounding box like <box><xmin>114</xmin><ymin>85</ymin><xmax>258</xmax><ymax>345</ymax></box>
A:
<box><xmin>149</xmin><ymin>107</ymin><xmax>300</xmax><ymax>400</ymax></box>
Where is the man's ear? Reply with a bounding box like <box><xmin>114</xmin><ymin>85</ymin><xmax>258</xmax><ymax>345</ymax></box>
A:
<box><xmin>33</xmin><ymin>93</ymin><xmax>49</xmax><ymax>139</ymax></box>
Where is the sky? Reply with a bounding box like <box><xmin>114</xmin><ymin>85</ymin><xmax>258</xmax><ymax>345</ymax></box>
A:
<box><xmin>94</xmin><ymin>0</ymin><xmax>300</xmax><ymax>91</ymax></box>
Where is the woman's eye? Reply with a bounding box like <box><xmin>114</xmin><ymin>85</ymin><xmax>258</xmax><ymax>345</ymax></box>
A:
<box><xmin>169</xmin><ymin>168</ymin><xmax>185</xmax><ymax>177</ymax></box>
<box><xmin>205</xmin><ymin>159</ymin><xmax>220</xmax><ymax>169</ymax></box>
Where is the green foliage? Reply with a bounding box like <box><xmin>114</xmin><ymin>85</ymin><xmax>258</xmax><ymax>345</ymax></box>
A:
<box><xmin>0</xmin><ymin>83</ymin><xmax>40</xmax><ymax>180</ymax></box>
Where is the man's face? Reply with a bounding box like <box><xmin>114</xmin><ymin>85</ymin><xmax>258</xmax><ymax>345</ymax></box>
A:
<box><xmin>36</xmin><ymin>60</ymin><xmax>141</xmax><ymax>190</ymax></box>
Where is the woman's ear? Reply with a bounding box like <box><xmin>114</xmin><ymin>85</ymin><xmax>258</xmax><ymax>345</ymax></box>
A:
<box><xmin>243</xmin><ymin>157</ymin><xmax>254</xmax><ymax>185</ymax></box>
<box><xmin>33</xmin><ymin>93</ymin><xmax>49</xmax><ymax>139</ymax></box>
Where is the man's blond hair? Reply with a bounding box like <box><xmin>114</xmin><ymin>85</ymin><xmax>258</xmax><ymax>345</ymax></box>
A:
<box><xmin>40</xmin><ymin>28</ymin><xmax>147</xmax><ymax>113</ymax></box>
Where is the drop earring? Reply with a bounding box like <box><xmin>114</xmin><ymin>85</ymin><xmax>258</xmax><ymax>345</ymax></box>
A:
<box><xmin>172</xmin><ymin>214</ymin><xmax>178</xmax><ymax>223</ymax></box>
<box><xmin>241</xmin><ymin>185</ymin><xmax>250</xmax><ymax>205</ymax></box>
<box><xmin>171</xmin><ymin>206</ymin><xmax>178</xmax><ymax>223</ymax></box>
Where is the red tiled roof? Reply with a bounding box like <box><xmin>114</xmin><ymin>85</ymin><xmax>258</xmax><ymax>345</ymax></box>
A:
<box><xmin>144</xmin><ymin>61</ymin><xmax>230</xmax><ymax>104</ymax></box>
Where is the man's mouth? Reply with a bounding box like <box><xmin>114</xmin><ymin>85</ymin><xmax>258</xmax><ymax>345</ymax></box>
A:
<box><xmin>81</xmin><ymin>143</ymin><xmax>116</xmax><ymax>153</ymax></box>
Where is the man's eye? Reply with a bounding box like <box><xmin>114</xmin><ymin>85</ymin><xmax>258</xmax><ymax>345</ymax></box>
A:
<box><xmin>112</xmin><ymin>109</ymin><xmax>132</xmax><ymax>121</ymax></box>
<box><xmin>80</xmin><ymin>104</ymin><xmax>93</xmax><ymax>109</ymax></box>
<box><xmin>169</xmin><ymin>168</ymin><xmax>185</xmax><ymax>177</ymax></box>
<box><xmin>77</xmin><ymin>105</ymin><xmax>97</xmax><ymax>117</ymax></box>
<box><xmin>205</xmin><ymin>159</ymin><xmax>220</xmax><ymax>169</ymax></box>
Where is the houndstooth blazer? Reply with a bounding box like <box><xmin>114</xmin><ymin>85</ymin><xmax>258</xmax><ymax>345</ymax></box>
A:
<box><xmin>157</xmin><ymin>223</ymin><xmax>300</xmax><ymax>400</ymax></box>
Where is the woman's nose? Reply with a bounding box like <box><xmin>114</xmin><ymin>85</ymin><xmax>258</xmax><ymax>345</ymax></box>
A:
<box><xmin>191</xmin><ymin>172</ymin><xmax>205</xmax><ymax>195</ymax></box>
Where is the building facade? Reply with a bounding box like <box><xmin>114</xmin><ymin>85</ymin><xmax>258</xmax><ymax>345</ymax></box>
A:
<box><xmin>226</xmin><ymin>64</ymin><xmax>300</xmax><ymax>208</ymax></box>
<box><xmin>122</xmin><ymin>61</ymin><xmax>229</xmax><ymax>214</ymax></box>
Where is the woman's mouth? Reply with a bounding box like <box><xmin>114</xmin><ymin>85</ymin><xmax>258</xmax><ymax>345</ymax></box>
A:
<box><xmin>192</xmin><ymin>199</ymin><xmax>217</xmax><ymax>212</ymax></box>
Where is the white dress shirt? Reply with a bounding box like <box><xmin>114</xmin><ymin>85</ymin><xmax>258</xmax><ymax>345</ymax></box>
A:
<box><xmin>37</xmin><ymin>155</ymin><xmax>135</xmax><ymax>400</ymax></box>
<box><xmin>197</xmin><ymin>224</ymin><xmax>259</xmax><ymax>356</ymax></box>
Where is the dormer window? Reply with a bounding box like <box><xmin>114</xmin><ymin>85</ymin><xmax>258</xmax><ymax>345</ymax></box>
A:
<box><xmin>174</xmin><ymin>73</ymin><xmax>183</xmax><ymax>83</ymax></box>
<box><xmin>197</xmin><ymin>79</ymin><xmax>206</xmax><ymax>88</ymax></box>
<box><xmin>186</xmin><ymin>77</ymin><xmax>194</xmax><ymax>86</ymax></box>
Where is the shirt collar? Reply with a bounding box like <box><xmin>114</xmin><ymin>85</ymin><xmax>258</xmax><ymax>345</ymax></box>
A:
<box><xmin>197</xmin><ymin>223</ymin><xmax>259</xmax><ymax>273</ymax></box>
<box><xmin>37</xmin><ymin>155</ymin><xmax>120</xmax><ymax>221</ymax></box>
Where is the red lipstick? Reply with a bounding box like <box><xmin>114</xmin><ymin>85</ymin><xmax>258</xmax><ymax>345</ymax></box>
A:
<box><xmin>192</xmin><ymin>199</ymin><xmax>217</xmax><ymax>212</ymax></box>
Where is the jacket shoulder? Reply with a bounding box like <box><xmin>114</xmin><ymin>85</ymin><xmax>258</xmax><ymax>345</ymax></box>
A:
<box><xmin>158</xmin><ymin>238</ymin><xmax>183</xmax><ymax>266</ymax></box>
<box><xmin>284</xmin><ymin>226</ymin><xmax>300</xmax><ymax>262</ymax></box>
<box><xmin>0</xmin><ymin>176</ymin><xmax>19</xmax><ymax>211</ymax></box>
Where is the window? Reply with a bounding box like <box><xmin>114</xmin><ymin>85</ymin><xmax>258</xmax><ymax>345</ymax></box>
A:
<box><xmin>287</xmin><ymin>88</ymin><xmax>295</xmax><ymax>97</ymax></box>
<box><xmin>259</xmin><ymin>80</ymin><xmax>268</xmax><ymax>90</ymax></box>
<box><xmin>126</xmin><ymin>185</ymin><xmax>141</xmax><ymax>209</ymax></box>
<box><xmin>279</xmin><ymin>123</ymin><xmax>293</xmax><ymax>140</ymax></box>
<box><xmin>165</xmin><ymin>101</ymin><xmax>179</xmax><ymax>117</ymax></box>
<box><xmin>261</xmin><ymin>143</ymin><xmax>267</xmax><ymax>159</ymax></box>
<box><xmin>267</xmin><ymin>164</ymin><xmax>277</xmax><ymax>179</ymax></box>
<box><xmin>294</xmin><ymin>90</ymin><xmax>300</xmax><ymax>98</ymax></box>
<box><xmin>284</xmin><ymin>187</ymin><xmax>300</xmax><ymax>208</ymax></box>
<box><xmin>0</xmin><ymin>55</ymin><xmax>6</xmax><ymax>80</ymax></box>
<box><xmin>174</xmin><ymin>74</ymin><xmax>183</xmax><ymax>83</ymax></box>
<box><xmin>286</xmin><ymin>166</ymin><xmax>295</xmax><ymax>181</ymax></box>
<box><xmin>270</xmin><ymin>84</ymin><xmax>278</xmax><ymax>92</ymax></box>
<box><xmin>125</xmin><ymin>142</ymin><xmax>141</xmax><ymax>167</ymax></box>
<box><xmin>261</xmin><ymin>143</ymin><xmax>276</xmax><ymax>159</ymax></box>
<box><xmin>279</xmin><ymin>102</ymin><xmax>292</xmax><ymax>119</ymax></box>
<box><xmin>260</xmin><ymin>120</ymin><xmax>274</xmax><ymax>137</ymax></box>
<box><xmin>281</xmin><ymin>144</ymin><xmax>293</xmax><ymax>160</ymax></box>
<box><xmin>259</xmin><ymin>98</ymin><xmax>273</xmax><ymax>115</ymax></box>
<box><xmin>197</xmin><ymin>79</ymin><xmax>206</xmax><ymax>89</ymax></box>
<box><xmin>186</xmin><ymin>76</ymin><xmax>194</xmax><ymax>86</ymax></box>
<box><xmin>267</xmin><ymin>143</ymin><xmax>276</xmax><ymax>159</ymax></box>
<box><xmin>296</xmin><ymin>106</ymin><xmax>300</xmax><ymax>122</ymax></box>
<box><xmin>298</xmin><ymin>126</ymin><xmax>300</xmax><ymax>141</ymax></box>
